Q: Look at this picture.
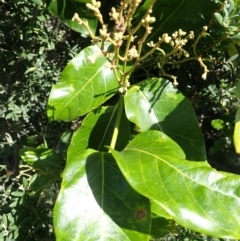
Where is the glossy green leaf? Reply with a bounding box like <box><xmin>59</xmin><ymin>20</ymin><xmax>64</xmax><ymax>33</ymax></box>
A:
<box><xmin>112</xmin><ymin>130</ymin><xmax>240</xmax><ymax>239</ymax></box>
<box><xmin>233</xmin><ymin>107</ymin><xmax>240</xmax><ymax>154</ymax></box>
<box><xmin>44</xmin><ymin>0</ymin><xmax>97</xmax><ymax>35</ymax></box>
<box><xmin>20</xmin><ymin>147</ymin><xmax>61</xmax><ymax>172</ymax></box>
<box><xmin>151</xmin><ymin>200</ymin><xmax>172</xmax><ymax>220</ymax></box>
<box><xmin>135</xmin><ymin>0</ymin><xmax>217</xmax><ymax>42</ymax></box>
<box><xmin>68</xmin><ymin>105</ymin><xmax>130</xmax><ymax>159</ymax></box>
<box><xmin>54</xmin><ymin>149</ymin><xmax>151</xmax><ymax>241</ymax></box>
<box><xmin>124</xmin><ymin>78</ymin><xmax>206</xmax><ymax>161</ymax></box>
<box><xmin>47</xmin><ymin>45</ymin><xmax>119</xmax><ymax>121</ymax></box>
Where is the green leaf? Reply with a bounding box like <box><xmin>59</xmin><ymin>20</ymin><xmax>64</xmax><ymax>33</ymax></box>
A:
<box><xmin>45</xmin><ymin>0</ymin><xmax>97</xmax><ymax>35</ymax></box>
<box><xmin>111</xmin><ymin>130</ymin><xmax>240</xmax><ymax>239</ymax></box>
<box><xmin>124</xmin><ymin>78</ymin><xmax>206</xmax><ymax>161</ymax></box>
<box><xmin>54</xmin><ymin>149</ymin><xmax>151</xmax><ymax>241</ymax></box>
<box><xmin>209</xmin><ymin>138</ymin><xmax>226</xmax><ymax>156</ymax></box>
<box><xmin>56</xmin><ymin>131</ymin><xmax>72</xmax><ymax>150</ymax></box>
<box><xmin>151</xmin><ymin>200</ymin><xmax>172</xmax><ymax>220</ymax></box>
<box><xmin>30</xmin><ymin>173</ymin><xmax>60</xmax><ymax>192</ymax></box>
<box><xmin>68</xmin><ymin>106</ymin><xmax>130</xmax><ymax>158</ymax></box>
<box><xmin>211</xmin><ymin>119</ymin><xmax>225</xmax><ymax>130</ymax></box>
<box><xmin>135</xmin><ymin>0</ymin><xmax>217</xmax><ymax>42</ymax></box>
<box><xmin>47</xmin><ymin>45</ymin><xmax>119</xmax><ymax>121</ymax></box>
<box><xmin>20</xmin><ymin>147</ymin><xmax>61</xmax><ymax>172</ymax></box>
<box><xmin>227</xmin><ymin>43</ymin><xmax>240</xmax><ymax>66</ymax></box>
<box><xmin>151</xmin><ymin>216</ymin><xmax>171</xmax><ymax>239</ymax></box>
<box><xmin>236</xmin><ymin>80</ymin><xmax>240</xmax><ymax>99</ymax></box>
<box><xmin>11</xmin><ymin>191</ymin><xmax>24</xmax><ymax>197</ymax></box>
<box><xmin>233</xmin><ymin>107</ymin><xmax>240</xmax><ymax>154</ymax></box>
<box><xmin>30</xmin><ymin>0</ymin><xmax>43</xmax><ymax>5</ymax></box>
<box><xmin>214</xmin><ymin>13</ymin><xmax>224</xmax><ymax>26</ymax></box>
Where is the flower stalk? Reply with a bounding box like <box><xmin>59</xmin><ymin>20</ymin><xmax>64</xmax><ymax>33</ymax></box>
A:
<box><xmin>72</xmin><ymin>0</ymin><xmax>211</xmax><ymax>87</ymax></box>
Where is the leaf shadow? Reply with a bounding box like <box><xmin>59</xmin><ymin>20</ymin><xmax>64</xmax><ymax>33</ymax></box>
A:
<box><xmin>138</xmin><ymin>77</ymin><xmax>170</xmax><ymax>112</ymax></box>
<box><xmin>149</xmin><ymin>99</ymin><xmax>206</xmax><ymax>161</ymax></box>
<box><xmin>85</xmin><ymin>152</ymin><xmax>151</xmax><ymax>236</ymax></box>
<box><xmin>93</xmin><ymin>87</ymin><xmax>119</xmax><ymax>99</ymax></box>
<box><xmin>46</xmin><ymin>104</ymin><xmax>56</xmax><ymax>121</ymax></box>
<box><xmin>138</xmin><ymin>78</ymin><xmax>206</xmax><ymax>161</ymax></box>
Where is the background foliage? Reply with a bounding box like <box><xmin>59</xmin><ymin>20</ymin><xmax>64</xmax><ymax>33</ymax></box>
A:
<box><xmin>0</xmin><ymin>0</ymin><xmax>81</xmax><ymax>240</ymax></box>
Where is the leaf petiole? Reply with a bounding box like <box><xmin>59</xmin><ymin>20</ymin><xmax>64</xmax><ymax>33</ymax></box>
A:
<box><xmin>109</xmin><ymin>95</ymin><xmax>124</xmax><ymax>151</ymax></box>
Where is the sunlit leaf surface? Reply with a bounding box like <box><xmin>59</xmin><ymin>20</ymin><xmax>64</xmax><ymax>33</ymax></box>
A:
<box><xmin>112</xmin><ymin>131</ymin><xmax>240</xmax><ymax>239</ymax></box>
<box><xmin>48</xmin><ymin>45</ymin><xmax>119</xmax><ymax>121</ymax></box>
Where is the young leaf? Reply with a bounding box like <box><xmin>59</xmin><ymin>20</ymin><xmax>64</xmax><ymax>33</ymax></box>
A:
<box><xmin>47</xmin><ymin>45</ymin><xmax>119</xmax><ymax>121</ymax></box>
<box><xmin>54</xmin><ymin>149</ymin><xmax>151</xmax><ymax>241</ymax></box>
<box><xmin>111</xmin><ymin>130</ymin><xmax>240</xmax><ymax>239</ymax></box>
<box><xmin>124</xmin><ymin>78</ymin><xmax>206</xmax><ymax>160</ymax></box>
<box><xmin>67</xmin><ymin>105</ymin><xmax>130</xmax><ymax>159</ymax></box>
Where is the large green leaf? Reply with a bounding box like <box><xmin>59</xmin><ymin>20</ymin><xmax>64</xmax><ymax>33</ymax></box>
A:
<box><xmin>44</xmin><ymin>0</ymin><xmax>97</xmax><ymax>35</ymax></box>
<box><xmin>67</xmin><ymin>105</ymin><xmax>130</xmax><ymax>159</ymax></box>
<box><xmin>47</xmin><ymin>45</ymin><xmax>119</xmax><ymax>121</ymax></box>
<box><xmin>135</xmin><ymin>0</ymin><xmax>217</xmax><ymax>42</ymax></box>
<box><xmin>124</xmin><ymin>78</ymin><xmax>206</xmax><ymax>161</ymax></box>
<box><xmin>111</xmin><ymin>130</ymin><xmax>240</xmax><ymax>239</ymax></box>
<box><xmin>54</xmin><ymin>149</ymin><xmax>151</xmax><ymax>241</ymax></box>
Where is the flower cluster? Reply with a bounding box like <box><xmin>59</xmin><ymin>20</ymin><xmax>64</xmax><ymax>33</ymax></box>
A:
<box><xmin>86</xmin><ymin>0</ymin><xmax>103</xmax><ymax>24</ymax></box>
<box><xmin>72</xmin><ymin>0</ymin><xmax>209</xmax><ymax>89</ymax></box>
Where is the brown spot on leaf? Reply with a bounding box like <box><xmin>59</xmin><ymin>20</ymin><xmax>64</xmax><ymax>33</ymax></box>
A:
<box><xmin>136</xmin><ymin>209</ymin><xmax>147</xmax><ymax>220</ymax></box>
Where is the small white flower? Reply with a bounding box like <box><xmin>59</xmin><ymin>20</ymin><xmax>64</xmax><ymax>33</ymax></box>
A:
<box><xmin>127</xmin><ymin>46</ymin><xmax>139</xmax><ymax>59</ymax></box>
<box><xmin>162</xmin><ymin>33</ymin><xmax>171</xmax><ymax>43</ymax></box>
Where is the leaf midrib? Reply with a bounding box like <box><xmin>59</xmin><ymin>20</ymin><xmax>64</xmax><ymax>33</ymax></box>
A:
<box><xmin>126</xmin><ymin>148</ymin><xmax>240</xmax><ymax>199</ymax></box>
